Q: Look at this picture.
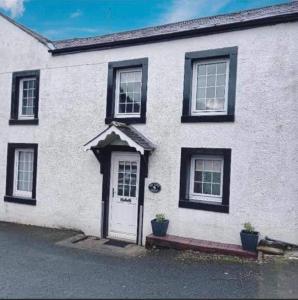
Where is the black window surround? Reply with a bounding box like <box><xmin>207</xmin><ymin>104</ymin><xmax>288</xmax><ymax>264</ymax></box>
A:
<box><xmin>181</xmin><ymin>47</ymin><xmax>238</xmax><ymax>123</ymax></box>
<box><xmin>4</xmin><ymin>143</ymin><xmax>38</xmax><ymax>206</ymax></box>
<box><xmin>105</xmin><ymin>58</ymin><xmax>148</xmax><ymax>124</ymax></box>
<box><xmin>9</xmin><ymin>70</ymin><xmax>40</xmax><ymax>125</ymax></box>
<box><xmin>179</xmin><ymin>147</ymin><xmax>231</xmax><ymax>213</ymax></box>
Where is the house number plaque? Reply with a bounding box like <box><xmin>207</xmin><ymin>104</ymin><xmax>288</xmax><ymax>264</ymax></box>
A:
<box><xmin>148</xmin><ymin>182</ymin><xmax>161</xmax><ymax>193</ymax></box>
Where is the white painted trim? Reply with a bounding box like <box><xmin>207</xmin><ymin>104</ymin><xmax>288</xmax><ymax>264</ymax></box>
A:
<box><xmin>13</xmin><ymin>149</ymin><xmax>34</xmax><ymax>198</ymax></box>
<box><xmin>191</xmin><ymin>58</ymin><xmax>230</xmax><ymax>116</ymax></box>
<box><xmin>189</xmin><ymin>154</ymin><xmax>224</xmax><ymax>203</ymax></box>
<box><xmin>18</xmin><ymin>78</ymin><xmax>35</xmax><ymax>120</ymax></box>
<box><xmin>83</xmin><ymin>126</ymin><xmax>146</xmax><ymax>154</ymax></box>
<box><xmin>114</xmin><ymin>68</ymin><xmax>142</xmax><ymax>118</ymax></box>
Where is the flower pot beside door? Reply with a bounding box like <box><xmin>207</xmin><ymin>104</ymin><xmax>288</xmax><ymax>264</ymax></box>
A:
<box><xmin>151</xmin><ymin>213</ymin><xmax>169</xmax><ymax>237</ymax></box>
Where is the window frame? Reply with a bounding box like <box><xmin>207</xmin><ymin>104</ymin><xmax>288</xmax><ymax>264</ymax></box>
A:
<box><xmin>4</xmin><ymin>143</ymin><xmax>38</xmax><ymax>206</ymax></box>
<box><xmin>18</xmin><ymin>77</ymin><xmax>36</xmax><ymax>120</ymax></box>
<box><xmin>13</xmin><ymin>148</ymin><xmax>34</xmax><ymax>198</ymax></box>
<box><xmin>191</xmin><ymin>58</ymin><xmax>230</xmax><ymax>116</ymax></box>
<box><xmin>10</xmin><ymin>70</ymin><xmax>40</xmax><ymax>125</ymax></box>
<box><xmin>179</xmin><ymin>148</ymin><xmax>231</xmax><ymax>213</ymax></box>
<box><xmin>189</xmin><ymin>155</ymin><xmax>224</xmax><ymax>203</ymax></box>
<box><xmin>181</xmin><ymin>47</ymin><xmax>237</xmax><ymax>123</ymax></box>
<box><xmin>114</xmin><ymin>67</ymin><xmax>142</xmax><ymax>118</ymax></box>
<box><xmin>105</xmin><ymin>58</ymin><xmax>148</xmax><ymax>124</ymax></box>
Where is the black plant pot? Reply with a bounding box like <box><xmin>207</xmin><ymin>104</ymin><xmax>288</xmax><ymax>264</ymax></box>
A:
<box><xmin>240</xmin><ymin>230</ymin><xmax>259</xmax><ymax>252</ymax></box>
<box><xmin>151</xmin><ymin>219</ymin><xmax>169</xmax><ymax>237</ymax></box>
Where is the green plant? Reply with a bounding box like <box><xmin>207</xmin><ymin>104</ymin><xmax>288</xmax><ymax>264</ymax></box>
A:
<box><xmin>243</xmin><ymin>222</ymin><xmax>255</xmax><ymax>232</ymax></box>
<box><xmin>155</xmin><ymin>213</ymin><xmax>166</xmax><ymax>223</ymax></box>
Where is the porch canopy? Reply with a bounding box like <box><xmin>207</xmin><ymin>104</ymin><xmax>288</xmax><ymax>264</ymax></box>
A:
<box><xmin>83</xmin><ymin>121</ymin><xmax>155</xmax><ymax>155</ymax></box>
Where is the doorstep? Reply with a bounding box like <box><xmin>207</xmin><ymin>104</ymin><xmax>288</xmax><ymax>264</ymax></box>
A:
<box><xmin>146</xmin><ymin>234</ymin><xmax>257</xmax><ymax>259</ymax></box>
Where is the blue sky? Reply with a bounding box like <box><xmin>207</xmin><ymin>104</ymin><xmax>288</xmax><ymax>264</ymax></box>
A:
<box><xmin>0</xmin><ymin>0</ymin><xmax>291</xmax><ymax>40</ymax></box>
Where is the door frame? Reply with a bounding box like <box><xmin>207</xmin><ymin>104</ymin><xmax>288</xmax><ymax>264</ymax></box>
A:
<box><xmin>92</xmin><ymin>145</ymin><xmax>149</xmax><ymax>245</ymax></box>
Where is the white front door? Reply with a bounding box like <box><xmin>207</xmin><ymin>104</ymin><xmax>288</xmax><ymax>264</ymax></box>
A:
<box><xmin>108</xmin><ymin>152</ymin><xmax>140</xmax><ymax>242</ymax></box>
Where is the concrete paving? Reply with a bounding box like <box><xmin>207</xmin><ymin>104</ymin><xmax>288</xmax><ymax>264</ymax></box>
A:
<box><xmin>0</xmin><ymin>222</ymin><xmax>297</xmax><ymax>299</ymax></box>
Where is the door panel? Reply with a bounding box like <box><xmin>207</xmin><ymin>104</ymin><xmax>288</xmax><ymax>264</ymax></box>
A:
<box><xmin>108</xmin><ymin>152</ymin><xmax>140</xmax><ymax>242</ymax></box>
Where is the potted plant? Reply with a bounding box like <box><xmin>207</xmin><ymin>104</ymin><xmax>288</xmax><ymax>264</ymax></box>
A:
<box><xmin>240</xmin><ymin>222</ymin><xmax>259</xmax><ymax>252</ymax></box>
<box><xmin>151</xmin><ymin>213</ymin><xmax>169</xmax><ymax>237</ymax></box>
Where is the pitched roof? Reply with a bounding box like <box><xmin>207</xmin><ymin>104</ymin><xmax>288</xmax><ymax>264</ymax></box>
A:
<box><xmin>0</xmin><ymin>11</ymin><xmax>52</xmax><ymax>49</ymax></box>
<box><xmin>83</xmin><ymin>122</ymin><xmax>155</xmax><ymax>154</ymax></box>
<box><xmin>51</xmin><ymin>1</ymin><xmax>298</xmax><ymax>54</ymax></box>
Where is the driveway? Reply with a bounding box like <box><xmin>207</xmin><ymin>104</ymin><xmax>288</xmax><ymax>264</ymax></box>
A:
<box><xmin>0</xmin><ymin>222</ymin><xmax>297</xmax><ymax>299</ymax></box>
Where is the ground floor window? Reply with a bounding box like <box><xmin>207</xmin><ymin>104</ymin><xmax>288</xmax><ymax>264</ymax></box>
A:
<box><xmin>179</xmin><ymin>148</ymin><xmax>231</xmax><ymax>213</ymax></box>
<box><xmin>4</xmin><ymin>143</ymin><xmax>38</xmax><ymax>205</ymax></box>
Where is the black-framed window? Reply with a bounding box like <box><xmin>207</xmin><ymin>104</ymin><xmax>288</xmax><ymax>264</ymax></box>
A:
<box><xmin>10</xmin><ymin>70</ymin><xmax>40</xmax><ymax>125</ymax></box>
<box><xmin>4</xmin><ymin>143</ymin><xmax>38</xmax><ymax>206</ymax></box>
<box><xmin>179</xmin><ymin>148</ymin><xmax>231</xmax><ymax>213</ymax></box>
<box><xmin>105</xmin><ymin>58</ymin><xmax>148</xmax><ymax>124</ymax></box>
<box><xmin>181</xmin><ymin>47</ymin><xmax>237</xmax><ymax>123</ymax></box>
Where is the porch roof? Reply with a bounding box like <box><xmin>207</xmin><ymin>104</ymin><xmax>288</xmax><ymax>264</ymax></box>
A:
<box><xmin>83</xmin><ymin>122</ymin><xmax>155</xmax><ymax>155</ymax></box>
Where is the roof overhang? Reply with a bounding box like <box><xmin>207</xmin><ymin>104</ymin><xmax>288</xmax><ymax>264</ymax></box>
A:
<box><xmin>83</xmin><ymin>122</ymin><xmax>155</xmax><ymax>155</ymax></box>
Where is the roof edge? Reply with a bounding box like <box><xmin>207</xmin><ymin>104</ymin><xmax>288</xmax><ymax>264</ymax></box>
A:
<box><xmin>0</xmin><ymin>11</ymin><xmax>53</xmax><ymax>49</ymax></box>
<box><xmin>49</xmin><ymin>9</ymin><xmax>298</xmax><ymax>56</ymax></box>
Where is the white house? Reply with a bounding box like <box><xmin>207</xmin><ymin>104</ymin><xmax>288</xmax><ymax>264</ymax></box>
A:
<box><xmin>0</xmin><ymin>2</ymin><xmax>297</xmax><ymax>246</ymax></box>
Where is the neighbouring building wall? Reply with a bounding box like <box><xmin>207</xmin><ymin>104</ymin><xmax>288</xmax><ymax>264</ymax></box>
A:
<box><xmin>0</xmin><ymin>17</ymin><xmax>297</xmax><ymax>244</ymax></box>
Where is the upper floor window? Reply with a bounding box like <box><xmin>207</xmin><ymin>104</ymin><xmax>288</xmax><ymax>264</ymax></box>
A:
<box><xmin>192</xmin><ymin>59</ymin><xmax>229</xmax><ymax>115</ymax></box>
<box><xmin>106</xmin><ymin>58</ymin><xmax>148</xmax><ymax>124</ymax></box>
<box><xmin>4</xmin><ymin>143</ymin><xmax>38</xmax><ymax>206</ymax></box>
<box><xmin>182</xmin><ymin>47</ymin><xmax>237</xmax><ymax>123</ymax></box>
<box><xmin>18</xmin><ymin>78</ymin><xmax>36</xmax><ymax>119</ymax></box>
<box><xmin>10</xmin><ymin>70</ymin><xmax>40</xmax><ymax>125</ymax></box>
<box><xmin>115</xmin><ymin>68</ymin><xmax>142</xmax><ymax>118</ymax></box>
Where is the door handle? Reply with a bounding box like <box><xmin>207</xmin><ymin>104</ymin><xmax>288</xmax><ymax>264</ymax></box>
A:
<box><xmin>120</xmin><ymin>198</ymin><xmax>131</xmax><ymax>203</ymax></box>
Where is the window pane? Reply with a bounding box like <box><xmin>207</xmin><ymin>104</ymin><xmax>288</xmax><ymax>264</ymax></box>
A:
<box><xmin>213</xmin><ymin>172</ymin><xmax>221</xmax><ymax>183</ymax></box>
<box><xmin>217</xmin><ymin>74</ymin><xmax>226</xmax><ymax>85</ymax></box>
<box><xmin>216</xmin><ymin>86</ymin><xmax>225</xmax><ymax>98</ymax></box>
<box><xmin>213</xmin><ymin>98</ymin><xmax>225</xmax><ymax>110</ymax></box>
<box><xmin>206</xmin><ymin>99</ymin><xmax>215</xmax><ymax>110</ymax></box>
<box><xmin>206</xmin><ymin>87</ymin><xmax>215</xmax><ymax>98</ymax></box>
<box><xmin>204</xmin><ymin>160</ymin><xmax>213</xmax><ymax>170</ymax></box>
<box><xmin>195</xmin><ymin>160</ymin><xmax>204</xmax><ymax>170</ymax></box>
<box><xmin>130</xmin><ymin>186</ymin><xmax>136</xmax><ymax>197</ymax></box>
<box><xmin>194</xmin><ymin>171</ymin><xmax>202</xmax><ymax>181</ymax></box>
<box><xmin>212</xmin><ymin>184</ymin><xmax>221</xmax><ymax>195</ymax></box>
<box><xmin>194</xmin><ymin>182</ymin><xmax>202</xmax><ymax>193</ymax></box>
<box><xmin>198</xmin><ymin>65</ymin><xmax>206</xmax><ymax>75</ymax></box>
<box><xmin>217</xmin><ymin>62</ymin><xmax>227</xmax><ymax>74</ymax></box>
<box><xmin>124</xmin><ymin>185</ymin><xmax>130</xmax><ymax>196</ymax></box>
<box><xmin>197</xmin><ymin>88</ymin><xmax>206</xmax><ymax>98</ymax></box>
<box><xmin>207</xmin><ymin>64</ymin><xmax>216</xmax><ymax>75</ymax></box>
<box><xmin>203</xmin><ymin>183</ymin><xmax>212</xmax><ymax>194</ymax></box>
<box><xmin>118</xmin><ymin>185</ymin><xmax>123</xmax><ymax>196</ymax></box>
<box><xmin>207</xmin><ymin>75</ymin><xmax>216</xmax><ymax>87</ymax></box>
<box><xmin>203</xmin><ymin>171</ymin><xmax>212</xmax><ymax>182</ymax></box>
<box><xmin>196</xmin><ymin>98</ymin><xmax>205</xmax><ymax>110</ymax></box>
<box><xmin>197</xmin><ymin>76</ymin><xmax>206</xmax><ymax>87</ymax></box>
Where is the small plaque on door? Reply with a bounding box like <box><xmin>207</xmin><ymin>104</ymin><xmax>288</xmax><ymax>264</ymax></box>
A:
<box><xmin>148</xmin><ymin>182</ymin><xmax>161</xmax><ymax>193</ymax></box>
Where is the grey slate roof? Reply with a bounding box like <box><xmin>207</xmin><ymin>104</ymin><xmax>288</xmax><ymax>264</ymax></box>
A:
<box><xmin>52</xmin><ymin>1</ymin><xmax>298</xmax><ymax>52</ymax></box>
<box><xmin>112</xmin><ymin>122</ymin><xmax>155</xmax><ymax>151</ymax></box>
<box><xmin>0</xmin><ymin>11</ymin><xmax>51</xmax><ymax>48</ymax></box>
<box><xmin>84</xmin><ymin>121</ymin><xmax>155</xmax><ymax>152</ymax></box>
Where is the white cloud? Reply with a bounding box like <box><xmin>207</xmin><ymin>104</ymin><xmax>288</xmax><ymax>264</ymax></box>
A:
<box><xmin>160</xmin><ymin>0</ymin><xmax>231</xmax><ymax>24</ymax></box>
<box><xmin>0</xmin><ymin>0</ymin><xmax>25</xmax><ymax>18</ymax></box>
<box><xmin>70</xmin><ymin>9</ymin><xmax>82</xmax><ymax>19</ymax></box>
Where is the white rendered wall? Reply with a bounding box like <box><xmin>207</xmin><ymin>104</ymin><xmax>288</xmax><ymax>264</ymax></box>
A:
<box><xmin>0</xmin><ymin>16</ymin><xmax>297</xmax><ymax>244</ymax></box>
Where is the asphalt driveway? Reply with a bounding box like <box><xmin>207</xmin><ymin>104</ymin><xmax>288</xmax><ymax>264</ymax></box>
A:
<box><xmin>0</xmin><ymin>222</ymin><xmax>297</xmax><ymax>299</ymax></box>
